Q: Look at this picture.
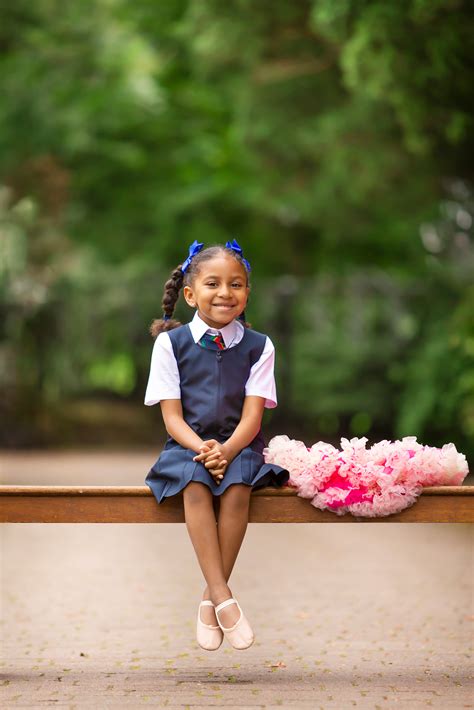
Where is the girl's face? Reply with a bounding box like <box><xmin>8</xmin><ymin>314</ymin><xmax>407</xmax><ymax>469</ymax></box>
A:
<box><xmin>183</xmin><ymin>255</ymin><xmax>250</xmax><ymax>329</ymax></box>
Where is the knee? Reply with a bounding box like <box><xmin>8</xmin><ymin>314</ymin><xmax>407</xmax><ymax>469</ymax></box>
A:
<box><xmin>220</xmin><ymin>484</ymin><xmax>251</xmax><ymax>514</ymax></box>
<box><xmin>183</xmin><ymin>481</ymin><xmax>212</xmax><ymax>507</ymax></box>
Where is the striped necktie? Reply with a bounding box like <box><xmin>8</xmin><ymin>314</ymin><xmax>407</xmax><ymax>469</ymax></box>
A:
<box><xmin>198</xmin><ymin>331</ymin><xmax>226</xmax><ymax>350</ymax></box>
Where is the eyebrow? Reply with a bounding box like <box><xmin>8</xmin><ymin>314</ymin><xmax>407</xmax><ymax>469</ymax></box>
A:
<box><xmin>203</xmin><ymin>275</ymin><xmax>245</xmax><ymax>280</ymax></box>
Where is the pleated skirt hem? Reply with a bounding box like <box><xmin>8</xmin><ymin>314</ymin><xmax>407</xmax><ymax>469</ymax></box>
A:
<box><xmin>145</xmin><ymin>449</ymin><xmax>289</xmax><ymax>506</ymax></box>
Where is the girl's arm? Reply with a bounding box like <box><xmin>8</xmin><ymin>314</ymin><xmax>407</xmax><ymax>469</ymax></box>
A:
<box><xmin>159</xmin><ymin>399</ymin><xmax>206</xmax><ymax>453</ymax></box>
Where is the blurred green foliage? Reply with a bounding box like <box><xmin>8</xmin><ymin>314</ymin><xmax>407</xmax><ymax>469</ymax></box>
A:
<box><xmin>0</xmin><ymin>0</ymin><xmax>473</xmax><ymax>459</ymax></box>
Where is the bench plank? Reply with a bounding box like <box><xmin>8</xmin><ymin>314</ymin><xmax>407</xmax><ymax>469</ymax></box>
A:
<box><xmin>1</xmin><ymin>485</ymin><xmax>473</xmax><ymax>523</ymax></box>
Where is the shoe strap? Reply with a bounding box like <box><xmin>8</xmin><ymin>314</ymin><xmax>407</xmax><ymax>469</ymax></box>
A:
<box><xmin>215</xmin><ymin>597</ymin><xmax>239</xmax><ymax>614</ymax></box>
<box><xmin>199</xmin><ymin>600</ymin><xmax>214</xmax><ymax>607</ymax></box>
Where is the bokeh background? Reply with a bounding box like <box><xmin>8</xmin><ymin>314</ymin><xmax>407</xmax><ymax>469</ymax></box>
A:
<box><xmin>1</xmin><ymin>0</ymin><xmax>473</xmax><ymax>464</ymax></box>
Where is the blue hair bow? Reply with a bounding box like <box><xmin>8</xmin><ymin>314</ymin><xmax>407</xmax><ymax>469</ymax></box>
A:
<box><xmin>181</xmin><ymin>240</ymin><xmax>204</xmax><ymax>273</ymax></box>
<box><xmin>225</xmin><ymin>239</ymin><xmax>251</xmax><ymax>272</ymax></box>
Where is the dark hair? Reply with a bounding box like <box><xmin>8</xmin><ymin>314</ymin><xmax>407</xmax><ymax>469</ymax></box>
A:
<box><xmin>149</xmin><ymin>245</ymin><xmax>251</xmax><ymax>338</ymax></box>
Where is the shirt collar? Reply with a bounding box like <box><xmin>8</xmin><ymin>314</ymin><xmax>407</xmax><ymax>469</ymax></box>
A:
<box><xmin>189</xmin><ymin>310</ymin><xmax>242</xmax><ymax>348</ymax></box>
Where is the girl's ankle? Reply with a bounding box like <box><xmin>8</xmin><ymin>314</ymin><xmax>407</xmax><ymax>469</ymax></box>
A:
<box><xmin>209</xmin><ymin>585</ymin><xmax>232</xmax><ymax>605</ymax></box>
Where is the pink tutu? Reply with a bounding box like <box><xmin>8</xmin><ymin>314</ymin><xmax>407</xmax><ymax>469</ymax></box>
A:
<box><xmin>263</xmin><ymin>435</ymin><xmax>469</xmax><ymax>517</ymax></box>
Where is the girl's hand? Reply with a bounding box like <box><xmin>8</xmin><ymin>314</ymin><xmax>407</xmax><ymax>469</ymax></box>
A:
<box><xmin>193</xmin><ymin>440</ymin><xmax>225</xmax><ymax>465</ymax></box>
<box><xmin>202</xmin><ymin>446</ymin><xmax>229</xmax><ymax>485</ymax></box>
<box><xmin>196</xmin><ymin>441</ymin><xmax>235</xmax><ymax>464</ymax></box>
<box><xmin>208</xmin><ymin>458</ymin><xmax>228</xmax><ymax>484</ymax></box>
<box><xmin>193</xmin><ymin>441</ymin><xmax>228</xmax><ymax>484</ymax></box>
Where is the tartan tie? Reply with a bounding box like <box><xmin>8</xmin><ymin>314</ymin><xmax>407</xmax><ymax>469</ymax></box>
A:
<box><xmin>198</xmin><ymin>331</ymin><xmax>226</xmax><ymax>350</ymax></box>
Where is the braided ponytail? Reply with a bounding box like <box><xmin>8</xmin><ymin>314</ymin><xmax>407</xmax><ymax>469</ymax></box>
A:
<box><xmin>149</xmin><ymin>265</ymin><xmax>184</xmax><ymax>338</ymax></box>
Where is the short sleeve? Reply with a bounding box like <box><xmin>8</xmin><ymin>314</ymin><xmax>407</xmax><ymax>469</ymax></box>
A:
<box><xmin>144</xmin><ymin>332</ymin><xmax>181</xmax><ymax>406</ymax></box>
<box><xmin>245</xmin><ymin>336</ymin><xmax>277</xmax><ymax>409</ymax></box>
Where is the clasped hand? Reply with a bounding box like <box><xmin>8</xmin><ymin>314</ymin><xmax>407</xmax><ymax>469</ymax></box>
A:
<box><xmin>193</xmin><ymin>439</ymin><xmax>230</xmax><ymax>484</ymax></box>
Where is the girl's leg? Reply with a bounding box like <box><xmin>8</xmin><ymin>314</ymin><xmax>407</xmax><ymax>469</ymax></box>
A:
<box><xmin>217</xmin><ymin>483</ymin><xmax>252</xmax><ymax>579</ymax></box>
<box><xmin>203</xmin><ymin>484</ymin><xmax>252</xmax><ymax>627</ymax></box>
<box><xmin>182</xmin><ymin>482</ymin><xmax>233</xmax><ymax>624</ymax></box>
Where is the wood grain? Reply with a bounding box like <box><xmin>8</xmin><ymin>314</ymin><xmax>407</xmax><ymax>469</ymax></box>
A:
<box><xmin>1</xmin><ymin>485</ymin><xmax>473</xmax><ymax>523</ymax></box>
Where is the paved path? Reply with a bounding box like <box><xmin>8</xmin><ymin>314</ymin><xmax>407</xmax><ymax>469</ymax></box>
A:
<box><xmin>1</xmin><ymin>450</ymin><xmax>473</xmax><ymax>708</ymax></box>
<box><xmin>2</xmin><ymin>522</ymin><xmax>472</xmax><ymax>708</ymax></box>
<box><xmin>0</xmin><ymin>449</ymin><xmax>159</xmax><ymax>487</ymax></box>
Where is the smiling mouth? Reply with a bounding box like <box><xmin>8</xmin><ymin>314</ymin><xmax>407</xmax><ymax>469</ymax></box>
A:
<box><xmin>212</xmin><ymin>304</ymin><xmax>235</xmax><ymax>308</ymax></box>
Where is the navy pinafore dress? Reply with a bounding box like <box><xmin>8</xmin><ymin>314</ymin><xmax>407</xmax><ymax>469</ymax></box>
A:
<box><xmin>145</xmin><ymin>323</ymin><xmax>289</xmax><ymax>504</ymax></box>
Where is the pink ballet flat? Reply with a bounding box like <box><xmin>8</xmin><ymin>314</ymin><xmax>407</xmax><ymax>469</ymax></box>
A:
<box><xmin>214</xmin><ymin>598</ymin><xmax>254</xmax><ymax>650</ymax></box>
<box><xmin>196</xmin><ymin>600</ymin><xmax>223</xmax><ymax>651</ymax></box>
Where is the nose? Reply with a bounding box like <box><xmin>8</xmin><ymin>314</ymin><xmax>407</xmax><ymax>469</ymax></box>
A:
<box><xmin>217</xmin><ymin>284</ymin><xmax>232</xmax><ymax>298</ymax></box>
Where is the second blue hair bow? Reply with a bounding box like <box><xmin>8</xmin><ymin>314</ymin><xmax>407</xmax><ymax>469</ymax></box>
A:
<box><xmin>181</xmin><ymin>240</ymin><xmax>204</xmax><ymax>273</ymax></box>
<box><xmin>225</xmin><ymin>239</ymin><xmax>251</xmax><ymax>271</ymax></box>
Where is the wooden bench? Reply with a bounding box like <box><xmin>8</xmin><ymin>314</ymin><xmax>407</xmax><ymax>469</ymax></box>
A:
<box><xmin>1</xmin><ymin>485</ymin><xmax>473</xmax><ymax>523</ymax></box>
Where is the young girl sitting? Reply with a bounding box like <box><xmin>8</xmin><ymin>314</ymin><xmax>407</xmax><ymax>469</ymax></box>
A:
<box><xmin>144</xmin><ymin>240</ymin><xmax>289</xmax><ymax>651</ymax></box>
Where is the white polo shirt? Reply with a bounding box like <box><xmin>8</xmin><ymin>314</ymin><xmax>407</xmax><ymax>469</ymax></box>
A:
<box><xmin>144</xmin><ymin>311</ymin><xmax>277</xmax><ymax>409</ymax></box>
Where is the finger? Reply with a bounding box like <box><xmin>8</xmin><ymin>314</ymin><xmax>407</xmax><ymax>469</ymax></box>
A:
<box><xmin>207</xmin><ymin>460</ymin><xmax>227</xmax><ymax>471</ymax></box>
<box><xmin>194</xmin><ymin>445</ymin><xmax>211</xmax><ymax>457</ymax></box>
<box><xmin>204</xmin><ymin>456</ymin><xmax>225</xmax><ymax>468</ymax></box>
<box><xmin>211</xmin><ymin>468</ymin><xmax>226</xmax><ymax>479</ymax></box>
<box><xmin>202</xmin><ymin>439</ymin><xmax>219</xmax><ymax>448</ymax></box>
<box><xmin>203</xmin><ymin>452</ymin><xmax>223</xmax><ymax>464</ymax></box>
<box><xmin>196</xmin><ymin>444</ymin><xmax>211</xmax><ymax>455</ymax></box>
<box><xmin>204</xmin><ymin>446</ymin><xmax>220</xmax><ymax>456</ymax></box>
<box><xmin>204</xmin><ymin>449</ymin><xmax>222</xmax><ymax>458</ymax></box>
<box><xmin>210</xmin><ymin>465</ymin><xmax>225</xmax><ymax>475</ymax></box>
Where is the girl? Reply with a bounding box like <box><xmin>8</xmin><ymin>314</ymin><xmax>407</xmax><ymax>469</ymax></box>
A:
<box><xmin>144</xmin><ymin>240</ymin><xmax>289</xmax><ymax>651</ymax></box>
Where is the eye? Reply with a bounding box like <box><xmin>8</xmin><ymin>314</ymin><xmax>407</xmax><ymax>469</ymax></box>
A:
<box><xmin>206</xmin><ymin>281</ymin><xmax>218</xmax><ymax>287</ymax></box>
<box><xmin>232</xmin><ymin>282</ymin><xmax>243</xmax><ymax>288</ymax></box>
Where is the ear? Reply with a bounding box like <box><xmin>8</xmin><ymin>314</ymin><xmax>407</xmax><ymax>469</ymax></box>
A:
<box><xmin>183</xmin><ymin>285</ymin><xmax>196</xmax><ymax>308</ymax></box>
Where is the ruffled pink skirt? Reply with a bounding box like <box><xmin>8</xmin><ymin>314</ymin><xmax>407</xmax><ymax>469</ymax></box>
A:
<box><xmin>263</xmin><ymin>435</ymin><xmax>469</xmax><ymax>517</ymax></box>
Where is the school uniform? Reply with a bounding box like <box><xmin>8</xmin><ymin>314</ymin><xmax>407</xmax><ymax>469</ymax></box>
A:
<box><xmin>144</xmin><ymin>311</ymin><xmax>289</xmax><ymax>504</ymax></box>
